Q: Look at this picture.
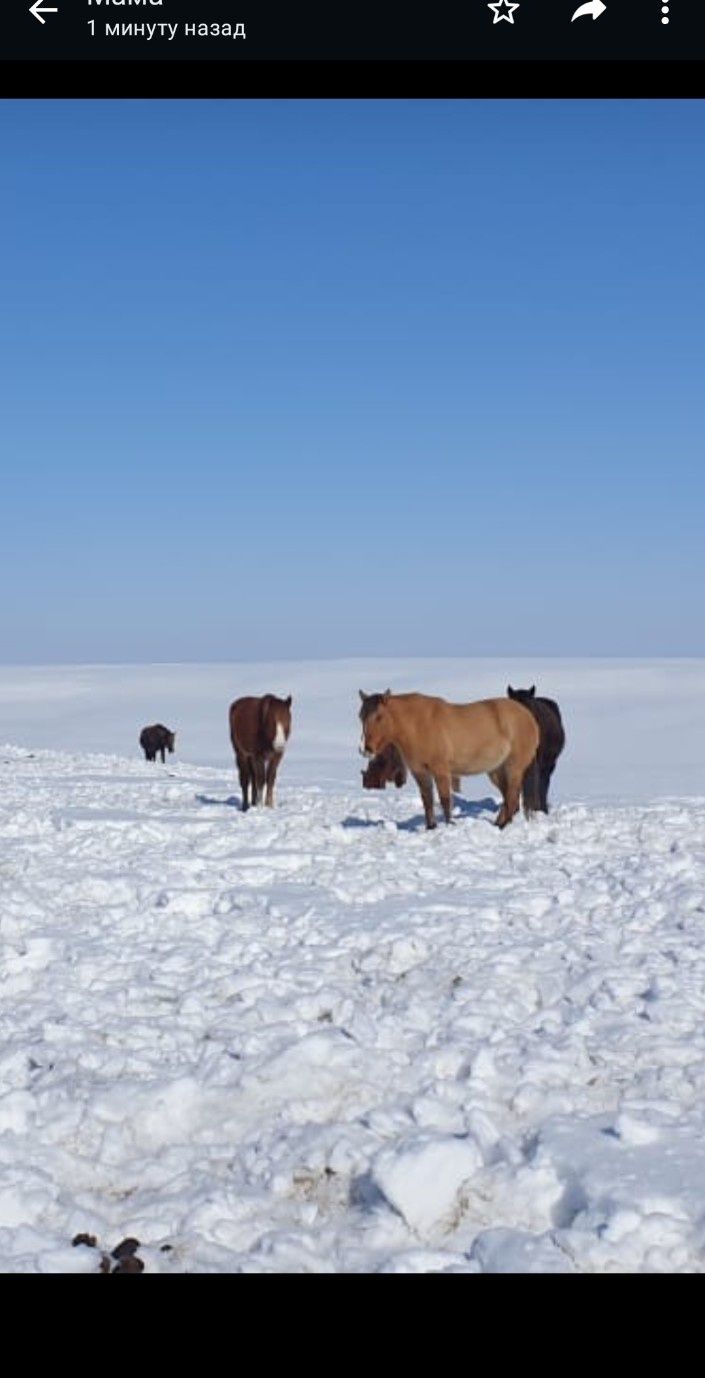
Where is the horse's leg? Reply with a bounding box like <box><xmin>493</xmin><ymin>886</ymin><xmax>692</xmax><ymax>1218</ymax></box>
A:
<box><xmin>236</xmin><ymin>751</ymin><xmax>250</xmax><ymax>810</ymax></box>
<box><xmin>521</xmin><ymin>754</ymin><xmax>541</xmax><ymax>817</ymax></box>
<box><xmin>247</xmin><ymin>760</ymin><xmax>258</xmax><ymax>804</ymax></box>
<box><xmin>253</xmin><ymin>756</ymin><xmax>266</xmax><ymax>806</ymax></box>
<box><xmin>452</xmin><ymin>775</ymin><xmax>461</xmax><ymax>795</ymax></box>
<box><xmin>413</xmin><ymin>770</ymin><xmax>436</xmax><ymax>830</ymax></box>
<box><xmin>433</xmin><ymin>770</ymin><xmax>453</xmax><ymax>824</ymax></box>
<box><xmin>540</xmin><ymin>756</ymin><xmax>556</xmax><ymax>813</ymax></box>
<box><xmin>265</xmin><ymin>753</ymin><xmax>280</xmax><ymax>807</ymax></box>
<box><xmin>497</xmin><ymin>762</ymin><xmax>523</xmax><ymax>829</ymax></box>
<box><xmin>489</xmin><ymin>768</ymin><xmax>506</xmax><ymax>824</ymax></box>
<box><xmin>160</xmin><ymin>747</ymin><xmax>166</xmax><ymax>764</ymax></box>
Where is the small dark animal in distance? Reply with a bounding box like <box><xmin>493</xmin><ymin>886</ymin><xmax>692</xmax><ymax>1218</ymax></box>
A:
<box><xmin>139</xmin><ymin>724</ymin><xmax>176</xmax><ymax>764</ymax></box>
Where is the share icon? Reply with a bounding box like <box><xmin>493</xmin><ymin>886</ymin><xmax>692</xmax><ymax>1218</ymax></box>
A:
<box><xmin>571</xmin><ymin>1</ymin><xmax>607</xmax><ymax>19</ymax></box>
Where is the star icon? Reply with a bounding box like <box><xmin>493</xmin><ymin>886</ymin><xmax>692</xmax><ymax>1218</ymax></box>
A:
<box><xmin>488</xmin><ymin>0</ymin><xmax>520</xmax><ymax>21</ymax></box>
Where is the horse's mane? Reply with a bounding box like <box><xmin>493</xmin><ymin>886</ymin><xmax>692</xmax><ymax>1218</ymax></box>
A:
<box><xmin>360</xmin><ymin>693</ymin><xmax>386</xmax><ymax>721</ymax></box>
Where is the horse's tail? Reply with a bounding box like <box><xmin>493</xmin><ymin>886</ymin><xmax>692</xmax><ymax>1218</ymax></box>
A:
<box><xmin>522</xmin><ymin>752</ymin><xmax>541</xmax><ymax>817</ymax></box>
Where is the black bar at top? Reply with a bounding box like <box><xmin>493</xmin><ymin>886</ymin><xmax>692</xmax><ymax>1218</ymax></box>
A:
<box><xmin>4</xmin><ymin>0</ymin><xmax>705</xmax><ymax>63</ymax></box>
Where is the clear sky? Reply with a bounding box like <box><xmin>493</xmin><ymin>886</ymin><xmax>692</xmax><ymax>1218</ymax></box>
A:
<box><xmin>1</xmin><ymin>99</ymin><xmax>703</xmax><ymax>662</ymax></box>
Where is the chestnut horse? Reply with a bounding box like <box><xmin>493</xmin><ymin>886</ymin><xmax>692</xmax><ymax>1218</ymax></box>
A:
<box><xmin>507</xmin><ymin>685</ymin><xmax>565</xmax><ymax>814</ymax></box>
<box><xmin>229</xmin><ymin>694</ymin><xmax>292</xmax><ymax>811</ymax></box>
<box><xmin>362</xmin><ymin>744</ymin><xmax>408</xmax><ymax>791</ymax></box>
<box><xmin>359</xmin><ymin>690</ymin><xmax>540</xmax><ymax>830</ymax></box>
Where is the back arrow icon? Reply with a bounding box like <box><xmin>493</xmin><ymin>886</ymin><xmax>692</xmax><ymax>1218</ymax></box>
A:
<box><xmin>571</xmin><ymin>1</ymin><xmax>607</xmax><ymax>19</ymax></box>
<box><xmin>30</xmin><ymin>1</ymin><xmax>58</xmax><ymax>21</ymax></box>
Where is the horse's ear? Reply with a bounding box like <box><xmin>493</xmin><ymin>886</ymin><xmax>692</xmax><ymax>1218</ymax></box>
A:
<box><xmin>382</xmin><ymin>688</ymin><xmax>391</xmax><ymax>702</ymax></box>
<box><xmin>507</xmin><ymin>685</ymin><xmax>515</xmax><ymax>698</ymax></box>
<box><xmin>359</xmin><ymin>690</ymin><xmax>368</xmax><ymax>703</ymax></box>
<box><xmin>286</xmin><ymin>695</ymin><xmax>292</xmax><ymax>707</ymax></box>
<box><xmin>528</xmin><ymin>685</ymin><xmax>536</xmax><ymax>697</ymax></box>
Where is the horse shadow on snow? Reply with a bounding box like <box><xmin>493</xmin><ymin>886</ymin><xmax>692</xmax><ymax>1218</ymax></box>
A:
<box><xmin>342</xmin><ymin>796</ymin><xmax>499</xmax><ymax>833</ymax></box>
<box><xmin>194</xmin><ymin>793</ymin><xmax>500</xmax><ymax>829</ymax></box>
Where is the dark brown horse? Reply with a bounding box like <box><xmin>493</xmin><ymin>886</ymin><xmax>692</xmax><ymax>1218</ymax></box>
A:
<box><xmin>360</xmin><ymin>690</ymin><xmax>539</xmax><ymax>830</ymax></box>
<box><xmin>139</xmin><ymin>724</ymin><xmax>175</xmax><ymax>763</ymax></box>
<box><xmin>507</xmin><ymin>685</ymin><xmax>565</xmax><ymax>813</ymax></box>
<box><xmin>229</xmin><ymin>694</ymin><xmax>292</xmax><ymax>811</ymax></box>
<box><xmin>362</xmin><ymin>743</ymin><xmax>408</xmax><ymax>790</ymax></box>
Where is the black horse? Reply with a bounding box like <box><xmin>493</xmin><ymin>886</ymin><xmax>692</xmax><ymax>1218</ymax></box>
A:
<box><xmin>139</xmin><ymin>724</ymin><xmax>176</xmax><ymax>764</ymax></box>
<box><xmin>507</xmin><ymin>686</ymin><xmax>565</xmax><ymax>814</ymax></box>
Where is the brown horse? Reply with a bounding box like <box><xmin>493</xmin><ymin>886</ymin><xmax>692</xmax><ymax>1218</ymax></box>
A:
<box><xmin>229</xmin><ymin>694</ymin><xmax>292</xmax><ymax>811</ymax></box>
<box><xmin>359</xmin><ymin>690</ymin><xmax>540</xmax><ymax>830</ymax></box>
<box><xmin>362</xmin><ymin>744</ymin><xmax>408</xmax><ymax>790</ymax></box>
<box><xmin>360</xmin><ymin>705</ymin><xmax>459</xmax><ymax>795</ymax></box>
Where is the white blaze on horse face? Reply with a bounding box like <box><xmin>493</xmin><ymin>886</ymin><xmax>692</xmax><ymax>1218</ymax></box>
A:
<box><xmin>273</xmin><ymin>722</ymin><xmax>287</xmax><ymax>753</ymax></box>
<box><xmin>359</xmin><ymin>731</ymin><xmax>373</xmax><ymax>757</ymax></box>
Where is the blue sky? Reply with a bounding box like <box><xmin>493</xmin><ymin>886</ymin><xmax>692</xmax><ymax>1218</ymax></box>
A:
<box><xmin>1</xmin><ymin>99</ymin><xmax>703</xmax><ymax>661</ymax></box>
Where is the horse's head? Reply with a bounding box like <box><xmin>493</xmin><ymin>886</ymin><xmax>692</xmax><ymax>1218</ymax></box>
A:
<box><xmin>361</xmin><ymin>745</ymin><xmax>405</xmax><ymax>790</ymax></box>
<box><xmin>263</xmin><ymin>695</ymin><xmax>292</xmax><ymax>753</ymax></box>
<box><xmin>358</xmin><ymin>689</ymin><xmax>392</xmax><ymax>758</ymax></box>
<box><xmin>361</xmin><ymin>757</ymin><xmax>386</xmax><ymax>789</ymax></box>
<box><xmin>507</xmin><ymin>684</ymin><xmax>536</xmax><ymax>705</ymax></box>
<box><xmin>167</xmin><ymin>731</ymin><xmax>176</xmax><ymax>753</ymax></box>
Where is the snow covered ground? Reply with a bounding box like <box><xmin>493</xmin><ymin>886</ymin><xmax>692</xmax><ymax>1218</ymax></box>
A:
<box><xmin>1</xmin><ymin>659</ymin><xmax>705</xmax><ymax>1272</ymax></box>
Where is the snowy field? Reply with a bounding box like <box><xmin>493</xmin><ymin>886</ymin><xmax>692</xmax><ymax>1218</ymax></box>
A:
<box><xmin>1</xmin><ymin>659</ymin><xmax>705</xmax><ymax>1273</ymax></box>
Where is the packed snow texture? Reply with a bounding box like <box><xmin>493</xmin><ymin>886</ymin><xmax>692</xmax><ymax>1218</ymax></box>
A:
<box><xmin>1</xmin><ymin>659</ymin><xmax>704</xmax><ymax>1272</ymax></box>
